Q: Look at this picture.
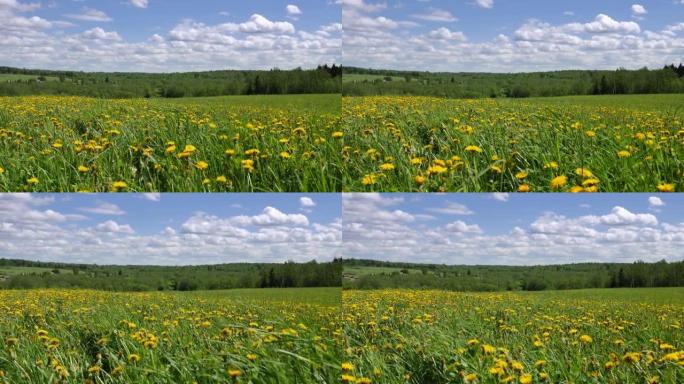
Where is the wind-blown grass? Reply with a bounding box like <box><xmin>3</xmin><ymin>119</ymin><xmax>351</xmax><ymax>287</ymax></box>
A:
<box><xmin>342</xmin><ymin>95</ymin><xmax>683</xmax><ymax>192</ymax></box>
<box><xmin>0</xmin><ymin>94</ymin><xmax>342</xmax><ymax>192</ymax></box>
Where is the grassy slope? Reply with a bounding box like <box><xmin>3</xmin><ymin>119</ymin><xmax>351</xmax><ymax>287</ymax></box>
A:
<box><xmin>344</xmin><ymin>266</ymin><xmax>424</xmax><ymax>277</ymax></box>
<box><xmin>521</xmin><ymin>287</ymin><xmax>684</xmax><ymax>305</ymax></box>
<box><xmin>514</xmin><ymin>93</ymin><xmax>684</xmax><ymax>111</ymax></box>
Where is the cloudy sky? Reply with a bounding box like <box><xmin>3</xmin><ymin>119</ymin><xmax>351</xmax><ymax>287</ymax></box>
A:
<box><xmin>0</xmin><ymin>0</ymin><xmax>341</xmax><ymax>71</ymax></box>
<box><xmin>342</xmin><ymin>0</ymin><xmax>684</xmax><ymax>72</ymax></box>
<box><xmin>343</xmin><ymin>193</ymin><xmax>684</xmax><ymax>265</ymax></box>
<box><xmin>0</xmin><ymin>193</ymin><xmax>341</xmax><ymax>265</ymax></box>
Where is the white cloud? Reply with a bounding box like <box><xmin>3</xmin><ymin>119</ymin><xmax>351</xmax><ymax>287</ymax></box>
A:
<box><xmin>631</xmin><ymin>4</ymin><xmax>647</xmax><ymax>16</ymax></box>
<box><xmin>130</xmin><ymin>0</ymin><xmax>148</xmax><ymax>9</ymax></box>
<box><xmin>583</xmin><ymin>14</ymin><xmax>640</xmax><ymax>34</ymax></box>
<box><xmin>445</xmin><ymin>220</ymin><xmax>482</xmax><ymax>233</ymax></box>
<box><xmin>142</xmin><ymin>193</ymin><xmax>161</xmax><ymax>202</ymax></box>
<box><xmin>342</xmin><ymin>8</ymin><xmax>672</xmax><ymax>72</ymax></box>
<box><xmin>0</xmin><ymin>196</ymin><xmax>341</xmax><ymax>265</ymax></box>
<box><xmin>427</xmin><ymin>27</ymin><xmax>467</xmax><ymax>41</ymax></box>
<box><xmin>427</xmin><ymin>202</ymin><xmax>473</xmax><ymax>215</ymax></box>
<box><xmin>475</xmin><ymin>0</ymin><xmax>493</xmax><ymax>9</ymax></box>
<box><xmin>491</xmin><ymin>193</ymin><xmax>509</xmax><ymax>202</ymax></box>
<box><xmin>82</xmin><ymin>27</ymin><xmax>121</xmax><ymax>41</ymax></box>
<box><xmin>344</xmin><ymin>199</ymin><xmax>684</xmax><ymax>265</ymax></box>
<box><xmin>239</xmin><ymin>14</ymin><xmax>295</xmax><ymax>34</ymax></box>
<box><xmin>300</xmin><ymin>197</ymin><xmax>316</xmax><ymax>207</ymax></box>
<box><xmin>413</xmin><ymin>9</ymin><xmax>457</xmax><ymax>22</ymax></box>
<box><xmin>286</xmin><ymin>4</ymin><xmax>302</xmax><ymax>16</ymax></box>
<box><xmin>0</xmin><ymin>3</ymin><xmax>340</xmax><ymax>71</ymax></box>
<box><xmin>80</xmin><ymin>202</ymin><xmax>125</xmax><ymax>215</ymax></box>
<box><xmin>648</xmin><ymin>196</ymin><xmax>665</xmax><ymax>208</ymax></box>
<box><xmin>66</xmin><ymin>8</ymin><xmax>112</xmax><ymax>22</ymax></box>
<box><xmin>96</xmin><ymin>220</ymin><xmax>134</xmax><ymax>234</ymax></box>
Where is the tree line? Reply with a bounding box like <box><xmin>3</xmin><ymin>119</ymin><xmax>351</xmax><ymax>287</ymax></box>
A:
<box><xmin>343</xmin><ymin>65</ymin><xmax>684</xmax><ymax>98</ymax></box>
<box><xmin>343</xmin><ymin>259</ymin><xmax>684</xmax><ymax>292</ymax></box>
<box><xmin>0</xmin><ymin>65</ymin><xmax>341</xmax><ymax>98</ymax></box>
<box><xmin>0</xmin><ymin>258</ymin><xmax>342</xmax><ymax>291</ymax></box>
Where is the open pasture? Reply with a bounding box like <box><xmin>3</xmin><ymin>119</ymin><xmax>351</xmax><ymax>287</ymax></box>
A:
<box><xmin>0</xmin><ymin>94</ymin><xmax>342</xmax><ymax>192</ymax></box>
<box><xmin>0</xmin><ymin>287</ymin><xmax>342</xmax><ymax>383</ymax></box>
<box><xmin>342</xmin><ymin>288</ymin><xmax>684</xmax><ymax>383</ymax></box>
<box><xmin>342</xmin><ymin>95</ymin><xmax>683</xmax><ymax>192</ymax></box>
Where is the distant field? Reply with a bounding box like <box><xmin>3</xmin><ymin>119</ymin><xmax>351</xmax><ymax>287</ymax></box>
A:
<box><xmin>344</xmin><ymin>288</ymin><xmax>684</xmax><ymax>383</ymax></box>
<box><xmin>343</xmin><ymin>94</ymin><xmax>683</xmax><ymax>192</ymax></box>
<box><xmin>0</xmin><ymin>288</ymin><xmax>342</xmax><ymax>383</ymax></box>
<box><xmin>521</xmin><ymin>93</ymin><xmax>684</xmax><ymax>111</ymax></box>
<box><xmin>343</xmin><ymin>74</ymin><xmax>408</xmax><ymax>83</ymax></box>
<box><xmin>0</xmin><ymin>74</ymin><xmax>59</xmax><ymax>82</ymax></box>
<box><xmin>343</xmin><ymin>266</ymin><xmax>424</xmax><ymax>278</ymax></box>
<box><xmin>0</xmin><ymin>266</ymin><xmax>71</xmax><ymax>276</ymax></box>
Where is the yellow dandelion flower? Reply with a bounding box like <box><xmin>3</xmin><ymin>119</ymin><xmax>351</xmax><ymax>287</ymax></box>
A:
<box><xmin>657</xmin><ymin>183</ymin><xmax>674</xmax><ymax>192</ymax></box>
<box><xmin>550</xmin><ymin>175</ymin><xmax>567</xmax><ymax>189</ymax></box>
<box><xmin>380</xmin><ymin>163</ymin><xmax>395</xmax><ymax>171</ymax></box>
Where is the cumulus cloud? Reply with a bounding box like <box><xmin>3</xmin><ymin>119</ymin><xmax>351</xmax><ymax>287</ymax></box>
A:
<box><xmin>130</xmin><ymin>0</ymin><xmax>149</xmax><ymax>9</ymax></box>
<box><xmin>648</xmin><ymin>196</ymin><xmax>665</xmax><ymax>207</ymax></box>
<box><xmin>343</xmin><ymin>196</ymin><xmax>684</xmax><ymax>265</ymax></box>
<box><xmin>0</xmin><ymin>196</ymin><xmax>341</xmax><ymax>265</ymax></box>
<box><xmin>300</xmin><ymin>197</ymin><xmax>316</xmax><ymax>207</ymax></box>
<box><xmin>79</xmin><ymin>202</ymin><xmax>126</xmax><ymax>215</ymax></box>
<box><xmin>413</xmin><ymin>9</ymin><xmax>457</xmax><ymax>22</ymax></box>
<box><xmin>491</xmin><ymin>193</ymin><xmax>509</xmax><ymax>202</ymax></box>
<box><xmin>427</xmin><ymin>202</ymin><xmax>473</xmax><ymax>215</ymax></box>
<box><xmin>142</xmin><ymin>193</ymin><xmax>161</xmax><ymax>202</ymax></box>
<box><xmin>82</xmin><ymin>27</ymin><xmax>121</xmax><ymax>41</ymax></box>
<box><xmin>286</xmin><ymin>4</ymin><xmax>302</xmax><ymax>18</ymax></box>
<box><xmin>427</xmin><ymin>27</ymin><xmax>467</xmax><ymax>41</ymax></box>
<box><xmin>96</xmin><ymin>220</ymin><xmax>134</xmax><ymax>234</ymax></box>
<box><xmin>475</xmin><ymin>0</ymin><xmax>494</xmax><ymax>9</ymax></box>
<box><xmin>0</xmin><ymin>3</ymin><xmax>340</xmax><ymax>71</ymax></box>
<box><xmin>631</xmin><ymin>4</ymin><xmax>647</xmax><ymax>16</ymax></box>
<box><xmin>445</xmin><ymin>220</ymin><xmax>482</xmax><ymax>233</ymax></box>
<box><xmin>66</xmin><ymin>8</ymin><xmax>112</xmax><ymax>22</ymax></box>
<box><xmin>341</xmin><ymin>3</ymin><xmax>680</xmax><ymax>72</ymax></box>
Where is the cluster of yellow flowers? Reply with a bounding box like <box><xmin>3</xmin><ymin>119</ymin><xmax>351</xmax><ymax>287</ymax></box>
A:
<box><xmin>342</xmin><ymin>289</ymin><xmax>684</xmax><ymax>383</ymax></box>
<box><xmin>0</xmin><ymin>288</ymin><xmax>342</xmax><ymax>383</ymax></box>
<box><xmin>343</xmin><ymin>96</ymin><xmax>682</xmax><ymax>192</ymax></box>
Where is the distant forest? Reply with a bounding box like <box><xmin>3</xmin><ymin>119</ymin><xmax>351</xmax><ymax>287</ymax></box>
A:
<box><xmin>0</xmin><ymin>258</ymin><xmax>342</xmax><ymax>291</ymax></box>
<box><xmin>0</xmin><ymin>65</ymin><xmax>342</xmax><ymax>98</ymax></box>
<box><xmin>343</xmin><ymin>259</ymin><xmax>684</xmax><ymax>292</ymax></box>
<box><xmin>343</xmin><ymin>64</ymin><xmax>684</xmax><ymax>98</ymax></box>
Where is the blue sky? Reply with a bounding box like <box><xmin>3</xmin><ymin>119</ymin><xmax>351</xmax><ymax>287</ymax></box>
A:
<box><xmin>0</xmin><ymin>0</ymin><xmax>341</xmax><ymax>71</ymax></box>
<box><xmin>0</xmin><ymin>193</ymin><xmax>341</xmax><ymax>265</ymax></box>
<box><xmin>342</xmin><ymin>0</ymin><xmax>684</xmax><ymax>71</ymax></box>
<box><xmin>343</xmin><ymin>193</ymin><xmax>684</xmax><ymax>265</ymax></box>
<box><xmin>51</xmin><ymin>193</ymin><xmax>340</xmax><ymax>236</ymax></box>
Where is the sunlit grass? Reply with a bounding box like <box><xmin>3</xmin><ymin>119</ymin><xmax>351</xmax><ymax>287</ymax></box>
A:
<box><xmin>342</xmin><ymin>95</ymin><xmax>683</xmax><ymax>192</ymax></box>
<box><xmin>342</xmin><ymin>288</ymin><xmax>684</xmax><ymax>383</ymax></box>
<box><xmin>0</xmin><ymin>94</ymin><xmax>342</xmax><ymax>192</ymax></box>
